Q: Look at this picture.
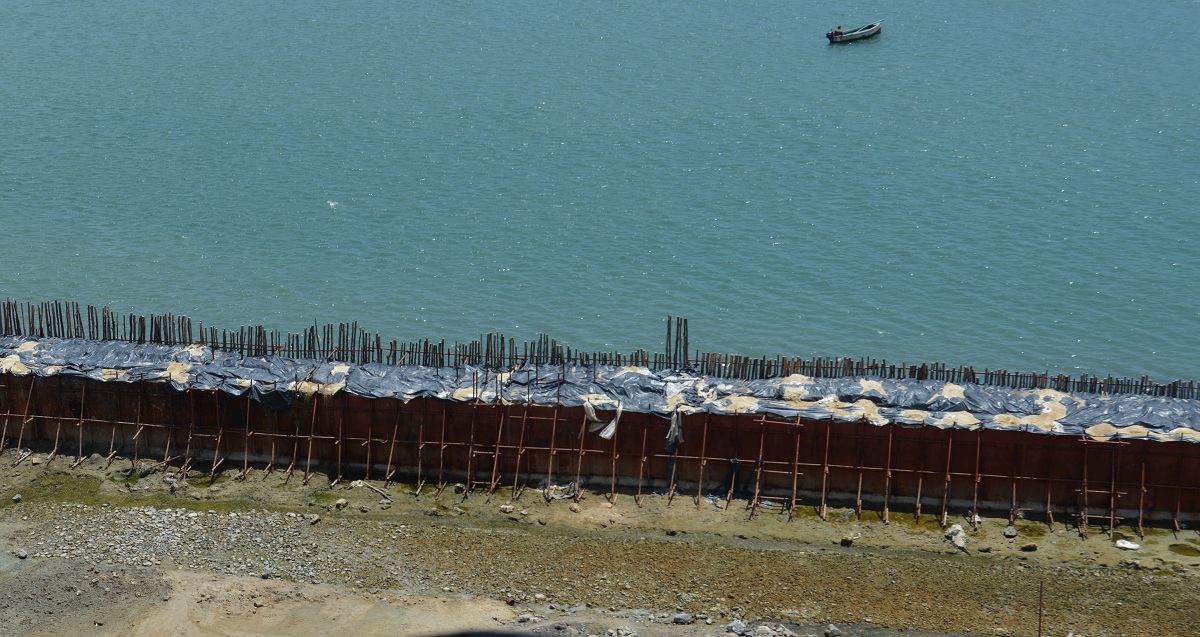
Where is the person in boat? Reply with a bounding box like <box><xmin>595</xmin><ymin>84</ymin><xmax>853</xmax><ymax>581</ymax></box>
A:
<box><xmin>832</xmin><ymin>25</ymin><xmax>843</xmax><ymax>36</ymax></box>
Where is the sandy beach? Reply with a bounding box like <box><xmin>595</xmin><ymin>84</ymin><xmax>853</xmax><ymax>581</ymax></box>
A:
<box><xmin>1</xmin><ymin>447</ymin><xmax>1198</xmax><ymax>637</ymax></box>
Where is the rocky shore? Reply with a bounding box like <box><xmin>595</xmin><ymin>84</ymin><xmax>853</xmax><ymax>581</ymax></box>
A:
<box><xmin>2</xmin><ymin>449</ymin><xmax>1199</xmax><ymax>637</ymax></box>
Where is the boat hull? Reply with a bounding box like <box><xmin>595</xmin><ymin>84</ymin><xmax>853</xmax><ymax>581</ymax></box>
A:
<box><xmin>827</xmin><ymin>23</ymin><xmax>881</xmax><ymax>43</ymax></box>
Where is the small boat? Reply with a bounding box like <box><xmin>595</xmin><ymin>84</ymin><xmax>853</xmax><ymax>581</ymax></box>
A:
<box><xmin>826</xmin><ymin>21</ymin><xmax>882</xmax><ymax>43</ymax></box>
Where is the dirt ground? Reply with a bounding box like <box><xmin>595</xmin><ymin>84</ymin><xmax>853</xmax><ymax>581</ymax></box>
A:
<box><xmin>1</xmin><ymin>446</ymin><xmax>1199</xmax><ymax>637</ymax></box>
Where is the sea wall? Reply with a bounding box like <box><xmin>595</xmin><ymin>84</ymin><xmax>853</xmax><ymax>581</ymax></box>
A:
<box><xmin>4</xmin><ymin>301</ymin><xmax>1200</xmax><ymax>528</ymax></box>
<box><xmin>2</xmin><ymin>340</ymin><xmax>1199</xmax><ymax>527</ymax></box>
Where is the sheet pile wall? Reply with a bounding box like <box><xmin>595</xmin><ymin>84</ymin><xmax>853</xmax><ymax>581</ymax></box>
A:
<box><xmin>2</xmin><ymin>372</ymin><xmax>1198</xmax><ymax>525</ymax></box>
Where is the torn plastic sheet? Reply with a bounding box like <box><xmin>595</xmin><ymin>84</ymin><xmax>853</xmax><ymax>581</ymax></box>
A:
<box><xmin>666</xmin><ymin>409</ymin><xmax>685</xmax><ymax>445</ymax></box>
<box><xmin>584</xmin><ymin>400</ymin><xmax>621</xmax><ymax>440</ymax></box>
<box><xmin>599</xmin><ymin>403</ymin><xmax>621</xmax><ymax>440</ymax></box>
<box><xmin>2</xmin><ymin>336</ymin><xmax>1199</xmax><ymax>442</ymax></box>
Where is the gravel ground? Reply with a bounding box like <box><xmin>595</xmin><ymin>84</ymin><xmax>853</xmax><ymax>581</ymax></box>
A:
<box><xmin>0</xmin><ymin>558</ymin><xmax>169</xmax><ymax>635</ymax></box>
<box><xmin>2</xmin><ymin>450</ymin><xmax>1200</xmax><ymax>637</ymax></box>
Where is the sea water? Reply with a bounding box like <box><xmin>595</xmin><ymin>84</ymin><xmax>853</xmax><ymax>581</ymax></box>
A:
<box><xmin>1</xmin><ymin>0</ymin><xmax>1197</xmax><ymax>381</ymax></box>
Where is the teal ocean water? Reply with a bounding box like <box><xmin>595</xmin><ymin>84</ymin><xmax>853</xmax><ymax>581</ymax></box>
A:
<box><xmin>2</xmin><ymin>1</ymin><xmax>1197</xmax><ymax>381</ymax></box>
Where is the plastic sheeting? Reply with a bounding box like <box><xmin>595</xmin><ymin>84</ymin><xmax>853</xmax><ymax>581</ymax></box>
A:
<box><xmin>3</xmin><ymin>336</ymin><xmax>1199</xmax><ymax>443</ymax></box>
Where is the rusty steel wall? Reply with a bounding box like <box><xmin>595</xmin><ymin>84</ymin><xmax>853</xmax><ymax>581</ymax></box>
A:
<box><xmin>2</xmin><ymin>373</ymin><xmax>1198</xmax><ymax>528</ymax></box>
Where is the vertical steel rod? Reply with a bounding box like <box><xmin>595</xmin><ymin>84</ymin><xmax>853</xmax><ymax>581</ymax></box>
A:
<box><xmin>487</xmin><ymin>407</ymin><xmax>506</xmax><ymax>497</ymax></box>
<box><xmin>335</xmin><ymin>394</ymin><xmax>346</xmax><ymax>484</ymax></box>
<box><xmin>436</xmin><ymin>407</ymin><xmax>448</xmax><ymax>495</ymax></box>
<box><xmin>749</xmin><ymin>416</ymin><xmax>766</xmax><ymax>519</ymax></box>
<box><xmin>240</xmin><ymin>398</ymin><xmax>251</xmax><ymax>479</ymax></box>
<box><xmin>70</xmin><ymin>384</ymin><xmax>87</xmax><ymax>468</ymax></box>
<box><xmin>635</xmin><ymin>427</ymin><xmax>648</xmax><ymax>507</ymax></box>
<box><xmin>573</xmin><ymin>411</ymin><xmax>587</xmax><ymax>502</ymax></box>
<box><xmin>788</xmin><ymin>416</ymin><xmax>802</xmax><ymax>521</ymax></box>
<box><xmin>1137</xmin><ymin>456</ymin><xmax>1146</xmax><ymax>538</ymax></box>
<box><xmin>365</xmin><ymin>399</ymin><xmax>376</xmax><ymax>480</ymax></box>
<box><xmin>383</xmin><ymin>407</ymin><xmax>401</xmax><ymax>486</ymax></box>
<box><xmin>854</xmin><ymin>422</ymin><xmax>864</xmax><ymax>520</ymax></box>
<box><xmin>545</xmin><ymin>407</ymin><xmax>559</xmax><ymax>502</ymax></box>
<box><xmin>696</xmin><ymin>413</ymin><xmax>709</xmax><ymax>509</ymax></box>
<box><xmin>465</xmin><ymin>400</ymin><xmax>478</xmax><ymax>494</ymax></box>
<box><xmin>1080</xmin><ymin>439</ymin><xmax>1090</xmax><ymax>538</ymax></box>
<box><xmin>883</xmin><ymin>425</ymin><xmax>894</xmax><ymax>524</ymax></box>
<box><xmin>971</xmin><ymin>426</ymin><xmax>983</xmax><ymax>530</ymax></box>
<box><xmin>608</xmin><ymin>416</ymin><xmax>619</xmax><ymax>504</ymax></box>
<box><xmin>182</xmin><ymin>390</ymin><xmax>196</xmax><ymax>478</ymax></box>
<box><xmin>914</xmin><ymin>426</ymin><xmax>926</xmax><ymax>521</ymax></box>
<box><xmin>511</xmin><ymin>406</ymin><xmax>529</xmax><ymax>501</ymax></box>
<box><xmin>302</xmin><ymin>397</ymin><xmax>318</xmax><ymax>485</ymax></box>
<box><xmin>820</xmin><ymin>420</ymin><xmax>831</xmax><ymax>521</ymax></box>
<box><xmin>13</xmin><ymin>376</ymin><xmax>36</xmax><ymax>457</ymax></box>
<box><xmin>210</xmin><ymin>391</ymin><xmax>224</xmax><ymax>481</ymax></box>
<box><xmin>941</xmin><ymin>434</ymin><xmax>954</xmax><ymax>527</ymax></box>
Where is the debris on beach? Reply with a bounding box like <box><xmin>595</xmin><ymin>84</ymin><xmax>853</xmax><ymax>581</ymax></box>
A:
<box><xmin>945</xmin><ymin>524</ymin><xmax>969</xmax><ymax>552</ymax></box>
